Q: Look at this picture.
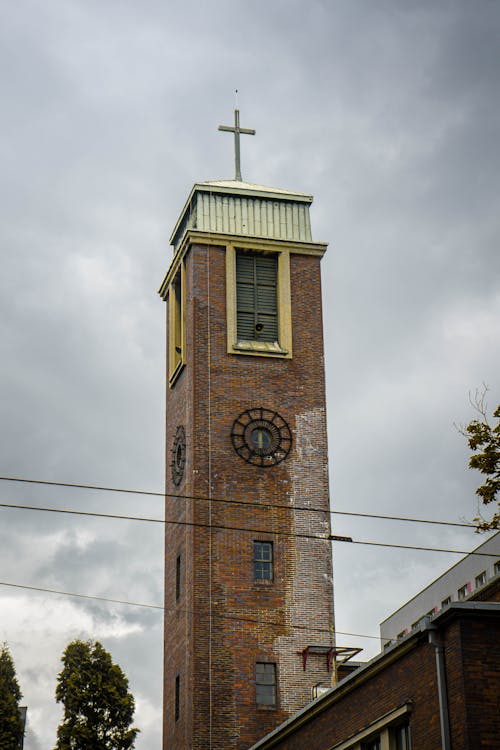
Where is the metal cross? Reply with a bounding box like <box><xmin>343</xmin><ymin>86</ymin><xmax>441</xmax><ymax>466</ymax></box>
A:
<box><xmin>218</xmin><ymin>109</ymin><xmax>256</xmax><ymax>182</ymax></box>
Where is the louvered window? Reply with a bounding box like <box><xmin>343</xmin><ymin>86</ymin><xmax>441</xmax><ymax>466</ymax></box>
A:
<box><xmin>236</xmin><ymin>252</ymin><xmax>278</xmax><ymax>342</ymax></box>
<box><xmin>168</xmin><ymin>262</ymin><xmax>185</xmax><ymax>385</ymax></box>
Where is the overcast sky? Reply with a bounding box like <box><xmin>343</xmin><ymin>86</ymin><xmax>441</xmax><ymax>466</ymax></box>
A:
<box><xmin>1</xmin><ymin>1</ymin><xmax>499</xmax><ymax>747</ymax></box>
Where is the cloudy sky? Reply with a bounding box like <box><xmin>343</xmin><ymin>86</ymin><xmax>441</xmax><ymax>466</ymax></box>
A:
<box><xmin>1</xmin><ymin>1</ymin><xmax>499</xmax><ymax>747</ymax></box>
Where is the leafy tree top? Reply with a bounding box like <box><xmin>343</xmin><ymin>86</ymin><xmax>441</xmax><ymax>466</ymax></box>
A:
<box><xmin>55</xmin><ymin>639</ymin><xmax>139</xmax><ymax>750</ymax></box>
<box><xmin>0</xmin><ymin>643</ymin><xmax>23</xmax><ymax>747</ymax></box>
<box><xmin>464</xmin><ymin>388</ymin><xmax>500</xmax><ymax>531</ymax></box>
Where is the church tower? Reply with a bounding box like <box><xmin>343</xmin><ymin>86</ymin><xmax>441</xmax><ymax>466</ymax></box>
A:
<box><xmin>160</xmin><ymin>111</ymin><xmax>335</xmax><ymax>750</ymax></box>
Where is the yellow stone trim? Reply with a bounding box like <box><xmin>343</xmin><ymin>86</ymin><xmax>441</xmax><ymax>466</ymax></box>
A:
<box><xmin>186</xmin><ymin>230</ymin><xmax>327</xmax><ymax>255</ymax></box>
<box><xmin>226</xmin><ymin>242</ymin><xmax>292</xmax><ymax>359</ymax></box>
<box><xmin>158</xmin><ymin>231</ymin><xmax>327</xmax><ymax>299</ymax></box>
<box><xmin>167</xmin><ymin>261</ymin><xmax>186</xmax><ymax>387</ymax></box>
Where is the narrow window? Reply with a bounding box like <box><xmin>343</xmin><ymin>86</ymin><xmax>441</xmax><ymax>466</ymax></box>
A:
<box><xmin>392</xmin><ymin>721</ymin><xmax>411</xmax><ymax>750</ymax></box>
<box><xmin>441</xmin><ymin>596</ymin><xmax>451</xmax><ymax>608</ymax></box>
<box><xmin>254</xmin><ymin>541</ymin><xmax>273</xmax><ymax>581</ymax></box>
<box><xmin>457</xmin><ymin>584</ymin><xmax>468</xmax><ymax>601</ymax></box>
<box><xmin>475</xmin><ymin>571</ymin><xmax>486</xmax><ymax>588</ymax></box>
<box><xmin>175</xmin><ymin>674</ymin><xmax>180</xmax><ymax>721</ymax></box>
<box><xmin>256</xmin><ymin>662</ymin><xmax>277</xmax><ymax>707</ymax></box>
<box><xmin>495</xmin><ymin>560</ymin><xmax>500</xmax><ymax>576</ymax></box>
<box><xmin>176</xmin><ymin>554</ymin><xmax>181</xmax><ymax>602</ymax></box>
<box><xmin>168</xmin><ymin>265</ymin><xmax>185</xmax><ymax>384</ymax></box>
<box><xmin>457</xmin><ymin>584</ymin><xmax>469</xmax><ymax>602</ymax></box>
<box><xmin>236</xmin><ymin>252</ymin><xmax>278</xmax><ymax>342</ymax></box>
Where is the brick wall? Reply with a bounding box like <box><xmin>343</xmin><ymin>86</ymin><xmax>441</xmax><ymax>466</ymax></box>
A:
<box><xmin>163</xmin><ymin>241</ymin><xmax>335</xmax><ymax>749</ymax></box>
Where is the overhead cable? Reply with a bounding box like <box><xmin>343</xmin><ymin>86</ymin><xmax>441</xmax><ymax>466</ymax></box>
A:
<box><xmin>0</xmin><ymin>500</ymin><xmax>496</xmax><ymax>557</ymax></box>
<box><xmin>0</xmin><ymin>474</ymin><xmax>477</xmax><ymax>529</ymax></box>
<box><xmin>0</xmin><ymin>579</ymin><xmax>386</xmax><ymax>642</ymax></box>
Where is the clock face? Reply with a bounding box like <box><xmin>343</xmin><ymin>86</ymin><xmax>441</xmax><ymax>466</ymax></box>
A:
<box><xmin>171</xmin><ymin>426</ymin><xmax>186</xmax><ymax>486</ymax></box>
<box><xmin>231</xmin><ymin>408</ymin><xmax>292</xmax><ymax>467</ymax></box>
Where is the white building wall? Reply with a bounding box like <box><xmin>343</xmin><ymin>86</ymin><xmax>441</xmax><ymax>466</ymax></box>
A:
<box><xmin>379</xmin><ymin>531</ymin><xmax>500</xmax><ymax>646</ymax></box>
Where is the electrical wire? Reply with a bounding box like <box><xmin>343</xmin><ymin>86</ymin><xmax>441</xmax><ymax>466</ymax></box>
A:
<box><xmin>0</xmin><ymin>579</ymin><xmax>386</xmax><ymax>642</ymax></box>
<box><xmin>0</xmin><ymin>474</ymin><xmax>477</xmax><ymax>529</ymax></box>
<box><xmin>0</xmin><ymin>499</ymin><xmax>497</xmax><ymax>557</ymax></box>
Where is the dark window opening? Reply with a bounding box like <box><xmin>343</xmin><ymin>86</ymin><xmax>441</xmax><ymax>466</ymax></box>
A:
<box><xmin>176</xmin><ymin>554</ymin><xmax>181</xmax><ymax>602</ymax></box>
<box><xmin>256</xmin><ymin>662</ymin><xmax>277</xmax><ymax>706</ymax></box>
<box><xmin>362</xmin><ymin>737</ymin><xmax>380</xmax><ymax>750</ymax></box>
<box><xmin>175</xmin><ymin>674</ymin><xmax>180</xmax><ymax>722</ymax></box>
<box><xmin>236</xmin><ymin>251</ymin><xmax>278</xmax><ymax>342</ymax></box>
<box><xmin>254</xmin><ymin>541</ymin><xmax>273</xmax><ymax>581</ymax></box>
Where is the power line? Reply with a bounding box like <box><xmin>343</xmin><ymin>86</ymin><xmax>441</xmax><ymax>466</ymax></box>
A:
<box><xmin>350</xmin><ymin>539</ymin><xmax>499</xmax><ymax>557</ymax></box>
<box><xmin>0</xmin><ymin>579</ymin><xmax>384</xmax><ymax>642</ymax></box>
<box><xmin>0</xmin><ymin>474</ymin><xmax>477</xmax><ymax>529</ymax></box>
<box><xmin>0</xmin><ymin>499</ymin><xmax>497</xmax><ymax>557</ymax></box>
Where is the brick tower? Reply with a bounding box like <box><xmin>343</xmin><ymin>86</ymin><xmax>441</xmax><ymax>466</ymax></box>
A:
<box><xmin>159</xmin><ymin>113</ymin><xmax>335</xmax><ymax>750</ymax></box>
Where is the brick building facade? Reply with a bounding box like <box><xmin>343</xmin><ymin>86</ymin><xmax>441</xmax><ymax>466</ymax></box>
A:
<box><xmin>248</xmin><ymin>601</ymin><xmax>500</xmax><ymax>750</ymax></box>
<box><xmin>159</xmin><ymin>179</ymin><xmax>335</xmax><ymax>749</ymax></box>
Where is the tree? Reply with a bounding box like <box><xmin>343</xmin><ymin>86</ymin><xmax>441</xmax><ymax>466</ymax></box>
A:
<box><xmin>464</xmin><ymin>388</ymin><xmax>500</xmax><ymax>531</ymax></box>
<box><xmin>55</xmin><ymin>640</ymin><xmax>139</xmax><ymax>750</ymax></box>
<box><xmin>0</xmin><ymin>643</ymin><xmax>23</xmax><ymax>749</ymax></box>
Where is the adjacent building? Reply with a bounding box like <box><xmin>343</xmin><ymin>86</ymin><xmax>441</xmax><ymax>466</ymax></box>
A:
<box><xmin>248</xmin><ymin>600</ymin><xmax>500</xmax><ymax>750</ymax></box>
<box><xmin>380</xmin><ymin>531</ymin><xmax>500</xmax><ymax>646</ymax></box>
<box><xmin>249</xmin><ymin>535</ymin><xmax>500</xmax><ymax>750</ymax></box>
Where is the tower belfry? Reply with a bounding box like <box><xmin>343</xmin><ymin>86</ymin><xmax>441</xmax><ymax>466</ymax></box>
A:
<box><xmin>159</xmin><ymin>117</ymin><xmax>335</xmax><ymax>750</ymax></box>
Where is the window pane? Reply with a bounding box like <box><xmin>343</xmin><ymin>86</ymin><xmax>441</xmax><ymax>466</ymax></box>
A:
<box><xmin>256</xmin><ymin>662</ymin><xmax>276</xmax><ymax>706</ymax></box>
<box><xmin>254</xmin><ymin>542</ymin><xmax>273</xmax><ymax>581</ymax></box>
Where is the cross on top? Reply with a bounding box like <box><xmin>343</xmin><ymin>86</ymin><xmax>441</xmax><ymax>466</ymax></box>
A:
<box><xmin>218</xmin><ymin>108</ymin><xmax>256</xmax><ymax>182</ymax></box>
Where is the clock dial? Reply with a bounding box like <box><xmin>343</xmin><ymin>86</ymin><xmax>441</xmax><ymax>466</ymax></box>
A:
<box><xmin>171</xmin><ymin>426</ymin><xmax>186</xmax><ymax>486</ymax></box>
<box><xmin>231</xmin><ymin>408</ymin><xmax>292</xmax><ymax>466</ymax></box>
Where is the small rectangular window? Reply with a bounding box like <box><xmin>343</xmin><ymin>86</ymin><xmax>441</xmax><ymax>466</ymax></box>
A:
<box><xmin>236</xmin><ymin>252</ymin><xmax>278</xmax><ymax>342</ymax></box>
<box><xmin>441</xmin><ymin>596</ymin><xmax>452</xmax><ymax>608</ymax></box>
<box><xmin>256</xmin><ymin>662</ymin><xmax>277</xmax><ymax>706</ymax></box>
<box><xmin>475</xmin><ymin>571</ymin><xmax>486</xmax><ymax>588</ymax></box>
<box><xmin>495</xmin><ymin>560</ymin><xmax>500</xmax><ymax>576</ymax></box>
<box><xmin>457</xmin><ymin>584</ymin><xmax>468</xmax><ymax>601</ymax></box>
<box><xmin>175</xmin><ymin>674</ymin><xmax>180</xmax><ymax>722</ymax></box>
<box><xmin>254</xmin><ymin>541</ymin><xmax>273</xmax><ymax>581</ymax></box>
<box><xmin>176</xmin><ymin>554</ymin><xmax>181</xmax><ymax>602</ymax></box>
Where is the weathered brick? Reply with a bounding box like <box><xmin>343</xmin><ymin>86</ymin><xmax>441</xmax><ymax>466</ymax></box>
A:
<box><xmin>162</xmin><ymin>241</ymin><xmax>335</xmax><ymax>749</ymax></box>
